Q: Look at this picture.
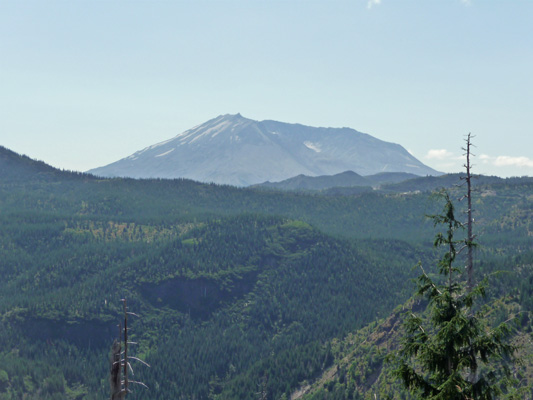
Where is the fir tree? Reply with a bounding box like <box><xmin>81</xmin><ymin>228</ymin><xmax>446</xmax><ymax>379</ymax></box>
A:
<box><xmin>391</xmin><ymin>190</ymin><xmax>517</xmax><ymax>399</ymax></box>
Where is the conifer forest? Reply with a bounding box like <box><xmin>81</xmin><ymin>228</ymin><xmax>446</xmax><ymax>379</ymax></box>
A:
<box><xmin>0</xmin><ymin>146</ymin><xmax>532</xmax><ymax>399</ymax></box>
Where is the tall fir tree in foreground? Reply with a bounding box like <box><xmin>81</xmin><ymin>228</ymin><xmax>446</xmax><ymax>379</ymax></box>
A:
<box><xmin>391</xmin><ymin>137</ymin><xmax>518</xmax><ymax>399</ymax></box>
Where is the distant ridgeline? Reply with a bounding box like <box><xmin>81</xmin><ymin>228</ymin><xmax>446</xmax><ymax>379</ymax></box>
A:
<box><xmin>0</xmin><ymin>146</ymin><xmax>531</xmax><ymax>399</ymax></box>
<box><xmin>252</xmin><ymin>169</ymin><xmax>527</xmax><ymax>194</ymax></box>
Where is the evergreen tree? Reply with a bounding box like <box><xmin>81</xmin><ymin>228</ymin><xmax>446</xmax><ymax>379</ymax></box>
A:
<box><xmin>391</xmin><ymin>190</ymin><xmax>517</xmax><ymax>399</ymax></box>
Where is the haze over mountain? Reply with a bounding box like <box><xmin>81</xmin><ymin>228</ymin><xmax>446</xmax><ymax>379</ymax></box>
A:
<box><xmin>88</xmin><ymin>114</ymin><xmax>441</xmax><ymax>186</ymax></box>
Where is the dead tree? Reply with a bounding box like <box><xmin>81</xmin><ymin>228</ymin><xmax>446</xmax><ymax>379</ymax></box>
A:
<box><xmin>110</xmin><ymin>338</ymin><xmax>123</xmax><ymax>399</ymax></box>
<box><xmin>460</xmin><ymin>133</ymin><xmax>479</xmax><ymax>386</ymax></box>
<box><xmin>460</xmin><ymin>133</ymin><xmax>476</xmax><ymax>292</ymax></box>
<box><xmin>109</xmin><ymin>299</ymin><xmax>149</xmax><ymax>399</ymax></box>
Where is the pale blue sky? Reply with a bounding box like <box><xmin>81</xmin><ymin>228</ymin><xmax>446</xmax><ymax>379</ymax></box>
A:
<box><xmin>1</xmin><ymin>0</ymin><xmax>532</xmax><ymax>177</ymax></box>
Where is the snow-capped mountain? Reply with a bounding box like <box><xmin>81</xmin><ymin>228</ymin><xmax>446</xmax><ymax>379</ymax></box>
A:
<box><xmin>87</xmin><ymin>114</ymin><xmax>440</xmax><ymax>186</ymax></box>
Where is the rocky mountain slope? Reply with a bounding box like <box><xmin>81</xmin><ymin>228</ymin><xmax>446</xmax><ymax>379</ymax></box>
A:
<box><xmin>88</xmin><ymin>114</ymin><xmax>440</xmax><ymax>186</ymax></box>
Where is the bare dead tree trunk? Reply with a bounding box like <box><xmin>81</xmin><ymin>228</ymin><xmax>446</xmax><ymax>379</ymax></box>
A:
<box><xmin>109</xmin><ymin>299</ymin><xmax>149</xmax><ymax>399</ymax></box>
<box><xmin>462</xmin><ymin>133</ymin><xmax>478</xmax><ymax>386</ymax></box>
<box><xmin>110</xmin><ymin>339</ymin><xmax>123</xmax><ymax>400</ymax></box>
<box><xmin>462</xmin><ymin>133</ymin><xmax>475</xmax><ymax>292</ymax></box>
<box><xmin>123</xmin><ymin>299</ymin><xmax>129</xmax><ymax>397</ymax></box>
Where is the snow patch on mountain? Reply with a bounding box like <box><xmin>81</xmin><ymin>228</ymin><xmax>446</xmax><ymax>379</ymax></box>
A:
<box><xmin>143</xmin><ymin>137</ymin><xmax>176</xmax><ymax>152</ymax></box>
<box><xmin>304</xmin><ymin>141</ymin><xmax>322</xmax><ymax>153</ymax></box>
<box><xmin>192</xmin><ymin>120</ymin><xmax>232</xmax><ymax>142</ymax></box>
<box><xmin>155</xmin><ymin>148</ymin><xmax>175</xmax><ymax>158</ymax></box>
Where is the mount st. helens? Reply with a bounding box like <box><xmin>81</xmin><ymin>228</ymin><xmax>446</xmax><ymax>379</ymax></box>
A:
<box><xmin>88</xmin><ymin>114</ymin><xmax>440</xmax><ymax>186</ymax></box>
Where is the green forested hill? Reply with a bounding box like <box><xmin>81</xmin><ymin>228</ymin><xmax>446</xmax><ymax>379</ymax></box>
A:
<box><xmin>298</xmin><ymin>249</ymin><xmax>533</xmax><ymax>400</ymax></box>
<box><xmin>0</xmin><ymin>209</ymin><xmax>425</xmax><ymax>399</ymax></box>
<box><xmin>2</xmin><ymin>146</ymin><xmax>531</xmax><ymax>245</ymax></box>
<box><xmin>0</xmin><ymin>147</ymin><xmax>531</xmax><ymax>399</ymax></box>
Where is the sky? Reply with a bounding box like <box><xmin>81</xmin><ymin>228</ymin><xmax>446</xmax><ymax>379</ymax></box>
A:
<box><xmin>1</xmin><ymin>0</ymin><xmax>532</xmax><ymax>178</ymax></box>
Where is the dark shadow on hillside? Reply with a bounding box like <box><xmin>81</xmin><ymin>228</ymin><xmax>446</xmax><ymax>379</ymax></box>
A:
<box><xmin>140</xmin><ymin>271</ymin><xmax>259</xmax><ymax>320</ymax></box>
<box><xmin>21</xmin><ymin>317</ymin><xmax>117</xmax><ymax>348</ymax></box>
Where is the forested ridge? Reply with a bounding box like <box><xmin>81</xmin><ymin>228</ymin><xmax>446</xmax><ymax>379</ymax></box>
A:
<box><xmin>298</xmin><ymin>248</ymin><xmax>533</xmax><ymax>400</ymax></box>
<box><xmin>0</xmin><ymin>146</ymin><xmax>531</xmax><ymax>399</ymax></box>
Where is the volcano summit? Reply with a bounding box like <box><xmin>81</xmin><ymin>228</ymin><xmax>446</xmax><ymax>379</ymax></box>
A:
<box><xmin>88</xmin><ymin>114</ymin><xmax>440</xmax><ymax>186</ymax></box>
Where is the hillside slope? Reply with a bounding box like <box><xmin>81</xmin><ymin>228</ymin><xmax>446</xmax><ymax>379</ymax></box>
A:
<box><xmin>0</xmin><ymin>147</ymin><xmax>530</xmax><ymax>399</ymax></box>
<box><xmin>298</xmin><ymin>268</ymin><xmax>533</xmax><ymax>400</ymax></box>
